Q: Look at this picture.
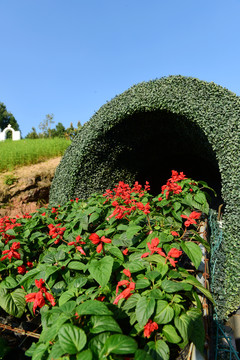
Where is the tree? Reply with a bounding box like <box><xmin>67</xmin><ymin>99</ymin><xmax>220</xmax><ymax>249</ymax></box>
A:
<box><xmin>0</xmin><ymin>102</ymin><xmax>20</xmax><ymax>138</ymax></box>
<box><xmin>25</xmin><ymin>127</ymin><xmax>39</xmax><ymax>139</ymax></box>
<box><xmin>65</xmin><ymin>121</ymin><xmax>82</xmax><ymax>140</ymax></box>
<box><xmin>51</xmin><ymin>122</ymin><xmax>66</xmax><ymax>138</ymax></box>
<box><xmin>39</xmin><ymin>113</ymin><xmax>55</xmax><ymax>138</ymax></box>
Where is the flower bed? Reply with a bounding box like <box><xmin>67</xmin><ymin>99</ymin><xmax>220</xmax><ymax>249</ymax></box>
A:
<box><xmin>0</xmin><ymin>171</ymin><xmax>214</xmax><ymax>359</ymax></box>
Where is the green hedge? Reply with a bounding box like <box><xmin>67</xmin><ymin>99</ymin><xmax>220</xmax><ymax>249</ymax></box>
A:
<box><xmin>50</xmin><ymin>75</ymin><xmax>240</xmax><ymax>319</ymax></box>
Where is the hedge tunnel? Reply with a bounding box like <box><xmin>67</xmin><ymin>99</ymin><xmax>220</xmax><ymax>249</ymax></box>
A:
<box><xmin>50</xmin><ymin>75</ymin><xmax>240</xmax><ymax>319</ymax></box>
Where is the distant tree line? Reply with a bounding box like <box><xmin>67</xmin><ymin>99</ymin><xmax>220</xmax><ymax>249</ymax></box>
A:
<box><xmin>26</xmin><ymin>114</ymin><xmax>82</xmax><ymax>140</ymax></box>
<box><xmin>0</xmin><ymin>101</ymin><xmax>82</xmax><ymax>141</ymax></box>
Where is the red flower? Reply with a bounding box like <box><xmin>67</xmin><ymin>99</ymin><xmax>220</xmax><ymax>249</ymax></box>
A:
<box><xmin>48</xmin><ymin>223</ymin><xmax>66</xmax><ymax>244</ymax></box>
<box><xmin>122</xmin><ymin>248</ymin><xmax>128</xmax><ymax>255</ymax></box>
<box><xmin>181</xmin><ymin>211</ymin><xmax>201</xmax><ymax>227</ymax></box>
<box><xmin>1</xmin><ymin>242</ymin><xmax>21</xmax><ymax>261</ymax></box>
<box><xmin>143</xmin><ymin>319</ymin><xmax>158</xmax><ymax>338</ymax></box>
<box><xmin>171</xmin><ymin>231</ymin><xmax>179</xmax><ymax>237</ymax></box>
<box><xmin>25</xmin><ymin>278</ymin><xmax>56</xmax><ymax>314</ymax></box>
<box><xmin>141</xmin><ymin>238</ymin><xmax>165</xmax><ymax>258</ymax></box>
<box><xmin>18</xmin><ymin>265</ymin><xmax>26</xmax><ymax>274</ymax></box>
<box><xmin>68</xmin><ymin>235</ymin><xmax>85</xmax><ymax>247</ymax></box>
<box><xmin>95</xmin><ymin>295</ymin><xmax>105</xmax><ymax>302</ymax></box>
<box><xmin>165</xmin><ymin>248</ymin><xmax>182</xmax><ymax>267</ymax></box>
<box><xmin>27</xmin><ymin>261</ymin><xmax>33</xmax><ymax>268</ymax></box>
<box><xmin>89</xmin><ymin>233</ymin><xmax>111</xmax><ymax>253</ymax></box>
<box><xmin>123</xmin><ymin>269</ymin><xmax>131</xmax><ymax>278</ymax></box>
<box><xmin>41</xmin><ymin>212</ymin><xmax>46</xmax><ymax>216</ymax></box>
<box><xmin>113</xmin><ymin>282</ymin><xmax>135</xmax><ymax>305</ymax></box>
<box><xmin>25</xmin><ymin>290</ymin><xmax>45</xmax><ymax>314</ymax></box>
<box><xmin>76</xmin><ymin>246</ymin><xmax>86</xmax><ymax>256</ymax></box>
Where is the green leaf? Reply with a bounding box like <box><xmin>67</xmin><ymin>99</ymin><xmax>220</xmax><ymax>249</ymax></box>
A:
<box><xmin>89</xmin><ymin>212</ymin><xmax>100</xmax><ymax>223</ymax></box>
<box><xmin>180</xmin><ymin>241</ymin><xmax>202</xmax><ymax>269</ymax></box>
<box><xmin>162</xmin><ymin>324</ymin><xmax>181</xmax><ymax>343</ymax></box>
<box><xmin>135</xmin><ymin>278</ymin><xmax>151</xmax><ymax>289</ymax></box>
<box><xmin>0</xmin><ymin>276</ymin><xmax>18</xmax><ymax>289</ymax></box>
<box><xmin>145</xmin><ymin>340</ymin><xmax>170</xmax><ymax>360</ymax></box>
<box><xmin>76</xmin><ymin>300</ymin><xmax>112</xmax><ymax>316</ymax></box>
<box><xmin>90</xmin><ymin>315</ymin><xmax>122</xmax><ymax>334</ymax></box>
<box><xmin>122</xmin><ymin>293</ymin><xmax>141</xmax><ymax>311</ymax></box>
<box><xmin>136</xmin><ymin>297</ymin><xmax>155</xmax><ymax>327</ymax></box>
<box><xmin>89</xmin><ymin>332</ymin><xmax>110</xmax><ymax>358</ymax></box>
<box><xmin>76</xmin><ymin>349</ymin><xmax>93</xmax><ymax>360</ymax></box>
<box><xmin>153</xmin><ymin>300</ymin><xmax>174</xmax><ymax>324</ymax></box>
<box><xmin>88</xmin><ymin>256</ymin><xmax>113</xmax><ymax>288</ymax></box>
<box><xmin>103</xmin><ymin>334</ymin><xmax>138</xmax><ymax>356</ymax></box>
<box><xmin>59</xmin><ymin>289</ymin><xmax>76</xmax><ymax>306</ymax></box>
<box><xmin>194</xmin><ymin>192</ymin><xmax>206</xmax><ymax>204</ymax></box>
<box><xmin>48</xmin><ymin>341</ymin><xmax>66</xmax><ymax>359</ymax></box>
<box><xmin>134</xmin><ymin>349</ymin><xmax>153</xmax><ymax>360</ymax></box>
<box><xmin>108</xmin><ymin>246</ymin><xmax>124</xmax><ymax>261</ymax></box>
<box><xmin>68</xmin><ymin>261</ymin><xmax>86</xmax><ymax>271</ymax></box>
<box><xmin>144</xmin><ymin>255</ymin><xmax>165</xmax><ymax>264</ymax></box>
<box><xmin>124</xmin><ymin>261</ymin><xmax>146</xmax><ymax>273</ymax></box>
<box><xmin>59</xmin><ymin>324</ymin><xmax>87</xmax><ymax>354</ymax></box>
<box><xmin>31</xmin><ymin>343</ymin><xmax>49</xmax><ymax>360</ymax></box>
<box><xmin>126</xmin><ymin>225</ymin><xmax>142</xmax><ymax>239</ymax></box>
<box><xmin>0</xmin><ymin>288</ymin><xmax>26</xmax><ymax>318</ymax></box>
<box><xmin>161</xmin><ymin>279</ymin><xmax>192</xmax><ymax>293</ymax></box>
<box><xmin>187</xmin><ymin>308</ymin><xmax>205</xmax><ymax>353</ymax></box>
<box><xmin>174</xmin><ymin>313</ymin><xmax>191</xmax><ymax>345</ymax></box>
<box><xmin>182</xmin><ymin>275</ymin><xmax>214</xmax><ymax>303</ymax></box>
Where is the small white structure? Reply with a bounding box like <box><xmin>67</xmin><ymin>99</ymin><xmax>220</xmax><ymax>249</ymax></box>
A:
<box><xmin>0</xmin><ymin>124</ymin><xmax>21</xmax><ymax>141</ymax></box>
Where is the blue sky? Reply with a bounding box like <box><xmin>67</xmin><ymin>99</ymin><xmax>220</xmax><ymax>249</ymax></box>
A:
<box><xmin>1</xmin><ymin>0</ymin><xmax>240</xmax><ymax>137</ymax></box>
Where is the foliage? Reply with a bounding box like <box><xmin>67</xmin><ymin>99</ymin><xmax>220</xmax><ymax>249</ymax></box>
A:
<box><xmin>4</xmin><ymin>174</ymin><xmax>18</xmax><ymax>186</ymax></box>
<box><xmin>25</xmin><ymin>127</ymin><xmax>39</xmax><ymax>139</ymax></box>
<box><xmin>0</xmin><ymin>102</ymin><xmax>20</xmax><ymax>138</ymax></box>
<box><xmin>65</xmin><ymin>121</ymin><xmax>82</xmax><ymax>140</ymax></box>
<box><xmin>0</xmin><ymin>138</ymin><xmax>71</xmax><ymax>172</ymax></box>
<box><xmin>0</xmin><ymin>172</ymin><xmax>213</xmax><ymax>359</ymax></box>
<box><xmin>50</xmin><ymin>75</ymin><xmax>240</xmax><ymax>319</ymax></box>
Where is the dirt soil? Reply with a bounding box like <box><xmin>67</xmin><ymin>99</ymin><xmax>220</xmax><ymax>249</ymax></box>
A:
<box><xmin>0</xmin><ymin>157</ymin><xmax>61</xmax><ymax>218</ymax></box>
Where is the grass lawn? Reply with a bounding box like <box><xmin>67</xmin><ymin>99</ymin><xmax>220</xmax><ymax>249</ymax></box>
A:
<box><xmin>0</xmin><ymin>138</ymin><xmax>71</xmax><ymax>172</ymax></box>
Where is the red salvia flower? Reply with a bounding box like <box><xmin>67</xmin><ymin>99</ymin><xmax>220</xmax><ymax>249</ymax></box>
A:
<box><xmin>122</xmin><ymin>248</ymin><xmax>128</xmax><ymax>255</ymax></box>
<box><xmin>165</xmin><ymin>248</ymin><xmax>182</xmax><ymax>267</ymax></box>
<box><xmin>18</xmin><ymin>265</ymin><xmax>26</xmax><ymax>274</ymax></box>
<box><xmin>89</xmin><ymin>233</ymin><xmax>111</xmax><ymax>253</ymax></box>
<box><xmin>25</xmin><ymin>278</ymin><xmax>56</xmax><ymax>314</ymax></box>
<box><xmin>1</xmin><ymin>242</ymin><xmax>21</xmax><ymax>261</ymax></box>
<box><xmin>181</xmin><ymin>211</ymin><xmax>201</xmax><ymax>227</ymax></box>
<box><xmin>113</xmin><ymin>281</ymin><xmax>135</xmax><ymax>305</ymax></box>
<box><xmin>141</xmin><ymin>238</ymin><xmax>165</xmax><ymax>258</ymax></box>
<box><xmin>143</xmin><ymin>319</ymin><xmax>158</xmax><ymax>338</ymax></box>
<box><xmin>48</xmin><ymin>223</ymin><xmax>66</xmax><ymax>244</ymax></box>
<box><xmin>171</xmin><ymin>231</ymin><xmax>179</xmax><ymax>237</ymax></box>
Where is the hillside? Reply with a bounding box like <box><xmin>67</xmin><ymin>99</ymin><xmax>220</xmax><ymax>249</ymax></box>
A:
<box><xmin>0</xmin><ymin>157</ymin><xmax>61</xmax><ymax>217</ymax></box>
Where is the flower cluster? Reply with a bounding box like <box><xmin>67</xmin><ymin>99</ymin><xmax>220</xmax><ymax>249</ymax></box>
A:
<box><xmin>181</xmin><ymin>211</ymin><xmax>201</xmax><ymax>227</ymax></box>
<box><xmin>104</xmin><ymin>181</ymin><xmax>151</xmax><ymax>219</ymax></box>
<box><xmin>141</xmin><ymin>238</ymin><xmax>182</xmax><ymax>267</ymax></box>
<box><xmin>68</xmin><ymin>235</ymin><xmax>86</xmax><ymax>255</ymax></box>
<box><xmin>89</xmin><ymin>233</ymin><xmax>111</xmax><ymax>253</ymax></box>
<box><xmin>1</xmin><ymin>242</ymin><xmax>21</xmax><ymax>261</ymax></box>
<box><xmin>113</xmin><ymin>269</ymin><xmax>135</xmax><ymax>305</ymax></box>
<box><xmin>48</xmin><ymin>223</ymin><xmax>66</xmax><ymax>244</ymax></box>
<box><xmin>161</xmin><ymin>170</ymin><xmax>187</xmax><ymax>199</ymax></box>
<box><xmin>0</xmin><ymin>216</ymin><xmax>21</xmax><ymax>244</ymax></box>
<box><xmin>25</xmin><ymin>279</ymin><xmax>56</xmax><ymax>314</ymax></box>
<box><xmin>143</xmin><ymin>319</ymin><xmax>158</xmax><ymax>338</ymax></box>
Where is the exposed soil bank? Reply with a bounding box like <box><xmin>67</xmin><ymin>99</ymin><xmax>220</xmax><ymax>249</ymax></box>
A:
<box><xmin>0</xmin><ymin>157</ymin><xmax>61</xmax><ymax>217</ymax></box>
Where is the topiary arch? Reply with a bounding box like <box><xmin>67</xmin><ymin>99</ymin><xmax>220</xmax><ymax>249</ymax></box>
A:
<box><xmin>50</xmin><ymin>75</ymin><xmax>240</xmax><ymax>319</ymax></box>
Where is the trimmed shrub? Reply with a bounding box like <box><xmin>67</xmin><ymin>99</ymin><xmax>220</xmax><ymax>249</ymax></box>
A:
<box><xmin>50</xmin><ymin>75</ymin><xmax>240</xmax><ymax>319</ymax></box>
